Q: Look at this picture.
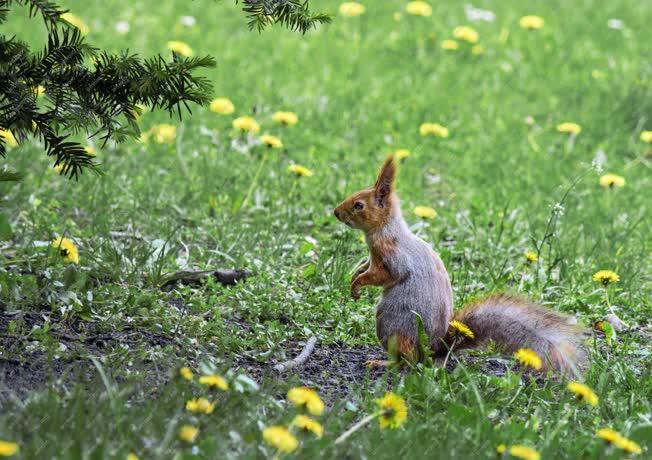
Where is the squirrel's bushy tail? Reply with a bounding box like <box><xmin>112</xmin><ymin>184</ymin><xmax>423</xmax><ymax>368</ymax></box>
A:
<box><xmin>444</xmin><ymin>294</ymin><xmax>588</xmax><ymax>374</ymax></box>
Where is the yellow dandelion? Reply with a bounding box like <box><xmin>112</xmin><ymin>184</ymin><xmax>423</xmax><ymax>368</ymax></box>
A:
<box><xmin>291</xmin><ymin>415</ymin><xmax>324</xmax><ymax>438</ymax></box>
<box><xmin>0</xmin><ymin>441</ymin><xmax>19</xmax><ymax>457</ymax></box>
<box><xmin>514</xmin><ymin>348</ymin><xmax>542</xmax><ymax>370</ymax></box>
<box><xmin>0</xmin><ymin>128</ymin><xmax>18</xmax><ymax>148</ymax></box>
<box><xmin>167</xmin><ymin>40</ymin><xmax>193</xmax><ymax>57</ymax></box>
<box><xmin>208</xmin><ymin>196</ymin><xmax>218</xmax><ymax>209</ymax></box>
<box><xmin>272</xmin><ymin>111</ymin><xmax>299</xmax><ymax>126</ymax></box>
<box><xmin>567</xmin><ymin>381</ymin><xmax>599</xmax><ymax>406</ymax></box>
<box><xmin>597</xmin><ymin>428</ymin><xmax>642</xmax><ymax>455</ymax></box>
<box><xmin>441</xmin><ymin>39</ymin><xmax>459</xmax><ymax>51</ymax></box>
<box><xmin>185</xmin><ymin>397</ymin><xmax>215</xmax><ymax>414</ymax></box>
<box><xmin>599</xmin><ymin>174</ymin><xmax>625</xmax><ymax>188</ymax></box>
<box><xmin>287</xmin><ymin>386</ymin><xmax>324</xmax><ymax>415</ymax></box>
<box><xmin>178</xmin><ymin>425</ymin><xmax>199</xmax><ymax>443</ymax></box>
<box><xmin>419</xmin><ymin>122</ymin><xmax>450</xmax><ymax>137</ymax></box>
<box><xmin>147</xmin><ymin>124</ymin><xmax>176</xmax><ymax>144</ymax></box>
<box><xmin>339</xmin><ymin>2</ymin><xmax>365</xmax><ymax>17</ymax></box>
<box><xmin>394</xmin><ymin>149</ymin><xmax>411</xmax><ymax>160</ymax></box>
<box><xmin>376</xmin><ymin>392</ymin><xmax>408</xmax><ymax>429</ymax></box>
<box><xmin>34</xmin><ymin>85</ymin><xmax>46</xmax><ymax>96</ymax></box>
<box><xmin>453</xmin><ymin>26</ymin><xmax>479</xmax><ymax>44</ymax></box>
<box><xmin>60</xmin><ymin>12</ymin><xmax>90</xmax><ymax>35</ymax></box>
<box><xmin>413</xmin><ymin>206</ymin><xmax>437</xmax><ymax>219</ymax></box>
<box><xmin>198</xmin><ymin>374</ymin><xmax>229</xmax><ymax>391</ymax></box>
<box><xmin>640</xmin><ymin>130</ymin><xmax>652</xmax><ymax>143</ymax></box>
<box><xmin>262</xmin><ymin>426</ymin><xmax>298</xmax><ymax>453</ymax></box>
<box><xmin>179</xmin><ymin>367</ymin><xmax>193</xmax><ymax>380</ymax></box>
<box><xmin>496</xmin><ymin>444</ymin><xmax>506</xmax><ymax>454</ymax></box>
<box><xmin>209</xmin><ymin>97</ymin><xmax>235</xmax><ymax>115</ymax></box>
<box><xmin>524</xmin><ymin>251</ymin><xmax>538</xmax><ymax>263</ymax></box>
<box><xmin>260</xmin><ymin>134</ymin><xmax>283</xmax><ymax>149</ymax></box>
<box><xmin>126</xmin><ymin>454</ymin><xmax>139</xmax><ymax>460</ymax></box>
<box><xmin>232</xmin><ymin>116</ymin><xmax>260</xmax><ymax>133</ymax></box>
<box><xmin>471</xmin><ymin>45</ymin><xmax>483</xmax><ymax>55</ymax></box>
<box><xmin>509</xmin><ymin>445</ymin><xmax>540</xmax><ymax>460</ymax></box>
<box><xmin>592</xmin><ymin>270</ymin><xmax>619</xmax><ymax>286</ymax></box>
<box><xmin>557</xmin><ymin>122</ymin><xmax>582</xmax><ymax>134</ymax></box>
<box><xmin>519</xmin><ymin>15</ymin><xmax>545</xmax><ymax>30</ymax></box>
<box><xmin>449</xmin><ymin>320</ymin><xmax>474</xmax><ymax>339</ymax></box>
<box><xmin>405</xmin><ymin>1</ymin><xmax>432</xmax><ymax>17</ymax></box>
<box><xmin>52</xmin><ymin>237</ymin><xmax>80</xmax><ymax>264</ymax></box>
<box><xmin>84</xmin><ymin>146</ymin><xmax>96</xmax><ymax>156</ymax></box>
<box><xmin>288</xmin><ymin>164</ymin><xmax>314</xmax><ymax>178</ymax></box>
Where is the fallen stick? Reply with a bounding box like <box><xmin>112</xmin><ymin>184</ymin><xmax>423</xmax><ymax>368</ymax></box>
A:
<box><xmin>274</xmin><ymin>336</ymin><xmax>317</xmax><ymax>373</ymax></box>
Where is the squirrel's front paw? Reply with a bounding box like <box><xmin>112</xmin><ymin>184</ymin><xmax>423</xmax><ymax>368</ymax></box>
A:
<box><xmin>350</xmin><ymin>285</ymin><xmax>361</xmax><ymax>300</ymax></box>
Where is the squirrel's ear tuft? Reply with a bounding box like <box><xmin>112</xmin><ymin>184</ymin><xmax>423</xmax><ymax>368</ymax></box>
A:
<box><xmin>374</xmin><ymin>155</ymin><xmax>396</xmax><ymax>207</ymax></box>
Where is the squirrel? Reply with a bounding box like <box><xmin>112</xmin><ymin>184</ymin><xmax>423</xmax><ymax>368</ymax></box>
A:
<box><xmin>334</xmin><ymin>156</ymin><xmax>587</xmax><ymax>373</ymax></box>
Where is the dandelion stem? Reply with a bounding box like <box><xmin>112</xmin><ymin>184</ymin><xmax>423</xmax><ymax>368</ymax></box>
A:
<box><xmin>334</xmin><ymin>412</ymin><xmax>379</xmax><ymax>445</ymax></box>
<box><xmin>240</xmin><ymin>151</ymin><xmax>268</xmax><ymax>210</ymax></box>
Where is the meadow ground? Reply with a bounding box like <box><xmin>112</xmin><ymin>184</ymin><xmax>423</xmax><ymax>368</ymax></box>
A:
<box><xmin>1</xmin><ymin>0</ymin><xmax>651</xmax><ymax>458</ymax></box>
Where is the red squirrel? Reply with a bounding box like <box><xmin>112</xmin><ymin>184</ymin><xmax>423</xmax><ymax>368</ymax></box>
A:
<box><xmin>334</xmin><ymin>156</ymin><xmax>587</xmax><ymax>373</ymax></box>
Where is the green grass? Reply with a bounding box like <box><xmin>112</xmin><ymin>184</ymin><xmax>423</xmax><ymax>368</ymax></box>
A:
<box><xmin>1</xmin><ymin>0</ymin><xmax>651</xmax><ymax>458</ymax></box>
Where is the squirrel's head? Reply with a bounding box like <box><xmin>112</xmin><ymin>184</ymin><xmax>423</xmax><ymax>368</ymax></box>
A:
<box><xmin>334</xmin><ymin>156</ymin><xmax>397</xmax><ymax>232</ymax></box>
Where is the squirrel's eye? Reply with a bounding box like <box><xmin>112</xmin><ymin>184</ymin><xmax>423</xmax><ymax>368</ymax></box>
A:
<box><xmin>354</xmin><ymin>201</ymin><xmax>364</xmax><ymax>210</ymax></box>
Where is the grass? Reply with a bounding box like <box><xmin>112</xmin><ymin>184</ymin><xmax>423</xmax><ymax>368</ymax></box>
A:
<box><xmin>1</xmin><ymin>0</ymin><xmax>651</xmax><ymax>458</ymax></box>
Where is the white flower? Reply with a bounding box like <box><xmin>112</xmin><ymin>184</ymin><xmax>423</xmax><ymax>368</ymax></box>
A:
<box><xmin>551</xmin><ymin>203</ymin><xmax>565</xmax><ymax>217</ymax></box>
<box><xmin>607</xmin><ymin>19</ymin><xmax>624</xmax><ymax>30</ymax></box>
<box><xmin>464</xmin><ymin>4</ymin><xmax>495</xmax><ymax>22</ymax></box>
<box><xmin>115</xmin><ymin>21</ymin><xmax>130</xmax><ymax>34</ymax></box>
<box><xmin>591</xmin><ymin>149</ymin><xmax>606</xmax><ymax>172</ymax></box>
<box><xmin>180</xmin><ymin>16</ymin><xmax>196</xmax><ymax>27</ymax></box>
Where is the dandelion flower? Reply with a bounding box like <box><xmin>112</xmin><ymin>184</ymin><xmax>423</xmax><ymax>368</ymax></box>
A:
<box><xmin>84</xmin><ymin>146</ymin><xmax>96</xmax><ymax>156</ymax></box>
<box><xmin>450</xmin><ymin>320</ymin><xmax>474</xmax><ymax>339</ymax></box>
<box><xmin>413</xmin><ymin>206</ymin><xmax>437</xmax><ymax>219</ymax></box>
<box><xmin>178</xmin><ymin>425</ymin><xmax>199</xmax><ymax>443</ymax></box>
<box><xmin>453</xmin><ymin>26</ymin><xmax>479</xmax><ymax>44</ymax></box>
<box><xmin>288</xmin><ymin>164</ymin><xmax>314</xmax><ymax>178</ymax></box>
<box><xmin>496</xmin><ymin>444</ymin><xmax>506</xmax><ymax>454</ymax></box>
<box><xmin>34</xmin><ymin>85</ymin><xmax>46</xmax><ymax>96</ymax></box>
<box><xmin>557</xmin><ymin>122</ymin><xmax>582</xmax><ymax>134</ymax></box>
<box><xmin>60</xmin><ymin>12</ymin><xmax>90</xmax><ymax>35</ymax></box>
<box><xmin>519</xmin><ymin>15</ymin><xmax>544</xmax><ymax>30</ymax></box>
<box><xmin>597</xmin><ymin>428</ymin><xmax>642</xmax><ymax>455</ymax></box>
<box><xmin>185</xmin><ymin>397</ymin><xmax>215</xmax><ymax>414</ymax></box>
<box><xmin>339</xmin><ymin>2</ymin><xmax>365</xmax><ymax>17</ymax></box>
<box><xmin>376</xmin><ymin>392</ymin><xmax>408</xmax><ymax>429</ymax></box>
<box><xmin>167</xmin><ymin>40</ymin><xmax>193</xmax><ymax>57</ymax></box>
<box><xmin>126</xmin><ymin>454</ymin><xmax>139</xmax><ymax>460</ymax></box>
<box><xmin>471</xmin><ymin>45</ymin><xmax>483</xmax><ymax>55</ymax></box>
<box><xmin>0</xmin><ymin>128</ymin><xmax>18</xmax><ymax>148</ymax></box>
<box><xmin>260</xmin><ymin>134</ymin><xmax>283</xmax><ymax>149</ymax></box>
<box><xmin>419</xmin><ymin>122</ymin><xmax>449</xmax><ymax>137</ymax></box>
<box><xmin>291</xmin><ymin>415</ymin><xmax>324</xmax><ymax>438</ymax></box>
<box><xmin>509</xmin><ymin>445</ymin><xmax>540</xmax><ymax>460</ymax></box>
<box><xmin>198</xmin><ymin>374</ymin><xmax>229</xmax><ymax>391</ymax></box>
<box><xmin>287</xmin><ymin>386</ymin><xmax>324</xmax><ymax>415</ymax></box>
<box><xmin>567</xmin><ymin>381</ymin><xmax>599</xmax><ymax>406</ymax></box>
<box><xmin>209</xmin><ymin>98</ymin><xmax>235</xmax><ymax>114</ymax></box>
<box><xmin>52</xmin><ymin>237</ymin><xmax>80</xmax><ymax>264</ymax></box>
<box><xmin>262</xmin><ymin>426</ymin><xmax>298</xmax><ymax>453</ymax></box>
<box><xmin>179</xmin><ymin>367</ymin><xmax>193</xmax><ymax>380</ymax></box>
<box><xmin>0</xmin><ymin>441</ymin><xmax>19</xmax><ymax>457</ymax></box>
<box><xmin>513</xmin><ymin>348</ymin><xmax>542</xmax><ymax>370</ymax></box>
<box><xmin>524</xmin><ymin>251</ymin><xmax>538</xmax><ymax>263</ymax></box>
<box><xmin>405</xmin><ymin>1</ymin><xmax>432</xmax><ymax>17</ymax></box>
<box><xmin>232</xmin><ymin>116</ymin><xmax>260</xmax><ymax>133</ymax></box>
<box><xmin>272</xmin><ymin>111</ymin><xmax>299</xmax><ymax>126</ymax></box>
<box><xmin>599</xmin><ymin>174</ymin><xmax>625</xmax><ymax>188</ymax></box>
<box><xmin>592</xmin><ymin>270</ymin><xmax>619</xmax><ymax>286</ymax></box>
<box><xmin>145</xmin><ymin>124</ymin><xmax>176</xmax><ymax>144</ymax></box>
<box><xmin>640</xmin><ymin>130</ymin><xmax>652</xmax><ymax>143</ymax></box>
<box><xmin>394</xmin><ymin>149</ymin><xmax>411</xmax><ymax>160</ymax></box>
<box><xmin>441</xmin><ymin>39</ymin><xmax>459</xmax><ymax>50</ymax></box>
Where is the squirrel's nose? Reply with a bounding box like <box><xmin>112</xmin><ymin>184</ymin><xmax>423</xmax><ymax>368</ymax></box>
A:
<box><xmin>334</xmin><ymin>209</ymin><xmax>341</xmax><ymax>220</ymax></box>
